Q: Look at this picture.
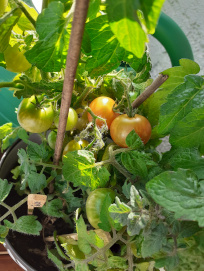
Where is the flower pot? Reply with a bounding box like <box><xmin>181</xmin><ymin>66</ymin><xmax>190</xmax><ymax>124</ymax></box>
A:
<box><xmin>0</xmin><ymin>135</ymin><xmax>58</xmax><ymax>271</ymax></box>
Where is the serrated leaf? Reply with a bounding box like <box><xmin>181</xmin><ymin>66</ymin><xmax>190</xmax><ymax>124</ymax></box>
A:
<box><xmin>47</xmin><ymin>248</ymin><xmax>66</xmax><ymax>271</ymax></box>
<box><xmin>109</xmin><ymin>197</ymin><xmax>132</xmax><ymax>226</ymax></box>
<box><xmin>76</xmin><ymin>216</ymin><xmax>94</xmax><ymax>255</ymax></box>
<box><xmin>0</xmin><ymin>179</ymin><xmax>13</xmax><ymax>202</ymax></box>
<box><xmin>122</xmin><ymin>180</ymin><xmax>131</xmax><ymax>199</ymax></box>
<box><xmin>106</xmin><ymin>0</ymin><xmax>165</xmax><ymax>57</ymax></box>
<box><xmin>141</xmin><ymin>223</ymin><xmax>168</xmax><ymax>257</ymax></box>
<box><xmin>169</xmin><ymin>107</ymin><xmax>204</xmax><ymax>151</ymax></box>
<box><xmin>157</xmin><ymin>75</ymin><xmax>204</xmax><ymax>136</ymax></box>
<box><xmin>146</xmin><ymin>169</ymin><xmax>204</xmax><ymax>227</ymax></box>
<box><xmin>4</xmin><ymin>215</ymin><xmax>42</xmax><ymax>235</ymax></box>
<box><xmin>125</xmin><ymin>130</ymin><xmax>143</xmax><ymax>149</ymax></box>
<box><xmin>62</xmin><ymin>150</ymin><xmax>110</xmax><ymax>190</ymax></box>
<box><xmin>161</xmin><ymin>147</ymin><xmax>204</xmax><ymax>179</ymax></box>
<box><xmin>27</xmin><ymin>171</ymin><xmax>47</xmax><ymax>193</ymax></box>
<box><xmin>127</xmin><ymin>212</ymin><xmax>149</xmax><ymax>236</ymax></box>
<box><xmin>27</xmin><ymin>141</ymin><xmax>49</xmax><ymax>162</ymax></box>
<box><xmin>107</xmin><ymin>256</ymin><xmax>128</xmax><ymax>269</ymax></box>
<box><xmin>75</xmin><ymin>263</ymin><xmax>89</xmax><ymax>271</ymax></box>
<box><xmin>25</xmin><ymin>2</ymin><xmax>70</xmax><ymax>72</ymax></box>
<box><xmin>85</xmin><ymin>15</ymin><xmax>151</xmax><ymax>77</ymax></box>
<box><xmin>0</xmin><ymin>124</ymin><xmax>20</xmax><ymax>152</ymax></box>
<box><xmin>142</xmin><ymin>59</ymin><xmax>200</xmax><ymax>135</ymax></box>
<box><xmin>0</xmin><ymin>8</ymin><xmax>22</xmax><ymax>52</ymax></box>
<box><xmin>130</xmin><ymin>185</ymin><xmax>143</xmax><ymax>209</ymax></box>
<box><xmin>41</xmin><ymin>199</ymin><xmax>63</xmax><ymax>218</ymax></box>
<box><xmin>107</xmin><ymin>0</ymin><xmax>147</xmax><ymax>58</ymax></box>
<box><xmin>121</xmin><ymin>150</ymin><xmax>156</xmax><ymax>178</ymax></box>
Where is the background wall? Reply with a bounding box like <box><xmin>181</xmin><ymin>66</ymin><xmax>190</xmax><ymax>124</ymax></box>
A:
<box><xmin>149</xmin><ymin>0</ymin><xmax>204</xmax><ymax>78</ymax></box>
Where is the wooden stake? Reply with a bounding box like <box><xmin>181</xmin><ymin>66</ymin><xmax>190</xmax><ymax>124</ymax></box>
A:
<box><xmin>53</xmin><ymin>0</ymin><xmax>90</xmax><ymax>165</ymax></box>
<box><xmin>131</xmin><ymin>74</ymin><xmax>168</xmax><ymax>109</ymax></box>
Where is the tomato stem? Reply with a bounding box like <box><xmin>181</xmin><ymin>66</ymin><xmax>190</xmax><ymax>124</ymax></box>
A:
<box><xmin>0</xmin><ymin>197</ymin><xmax>28</xmax><ymax>223</ymax></box>
<box><xmin>73</xmin><ymin>86</ymin><xmax>94</xmax><ymax>108</ymax></box>
<box><xmin>14</xmin><ymin>0</ymin><xmax>36</xmax><ymax>28</ymax></box>
<box><xmin>0</xmin><ymin>81</ymin><xmax>18</xmax><ymax>89</ymax></box>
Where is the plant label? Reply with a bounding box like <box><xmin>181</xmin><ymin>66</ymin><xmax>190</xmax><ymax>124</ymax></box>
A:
<box><xmin>27</xmin><ymin>194</ymin><xmax>47</xmax><ymax>215</ymax></box>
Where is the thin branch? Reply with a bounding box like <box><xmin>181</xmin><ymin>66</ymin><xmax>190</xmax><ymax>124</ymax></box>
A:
<box><xmin>53</xmin><ymin>0</ymin><xmax>90</xmax><ymax>165</ymax></box>
<box><xmin>131</xmin><ymin>74</ymin><xmax>168</xmax><ymax>109</ymax></box>
<box><xmin>14</xmin><ymin>0</ymin><xmax>36</xmax><ymax>28</ymax></box>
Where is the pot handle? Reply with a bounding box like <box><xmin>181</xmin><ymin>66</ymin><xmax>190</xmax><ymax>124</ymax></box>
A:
<box><xmin>153</xmin><ymin>12</ymin><xmax>194</xmax><ymax>66</ymax></box>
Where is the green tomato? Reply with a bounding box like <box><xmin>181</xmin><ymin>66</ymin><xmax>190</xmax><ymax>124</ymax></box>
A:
<box><xmin>75</xmin><ymin>108</ymin><xmax>89</xmax><ymax>130</ymax></box>
<box><xmin>0</xmin><ymin>0</ymin><xmax>8</xmax><ymax>16</ymax></box>
<box><xmin>63</xmin><ymin>139</ymin><xmax>89</xmax><ymax>156</ymax></box>
<box><xmin>17</xmin><ymin>96</ymin><xmax>54</xmax><ymax>133</ymax></box>
<box><xmin>4</xmin><ymin>44</ymin><xmax>31</xmax><ymax>73</ymax></box>
<box><xmin>86</xmin><ymin>188</ymin><xmax>115</xmax><ymax>229</ymax></box>
<box><xmin>54</xmin><ymin>108</ymin><xmax>78</xmax><ymax>131</ymax></box>
<box><xmin>47</xmin><ymin>130</ymin><xmax>69</xmax><ymax>150</ymax></box>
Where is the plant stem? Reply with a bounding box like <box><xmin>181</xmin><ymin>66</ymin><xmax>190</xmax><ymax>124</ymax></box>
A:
<box><xmin>131</xmin><ymin>73</ymin><xmax>168</xmax><ymax>109</ymax></box>
<box><xmin>0</xmin><ymin>197</ymin><xmax>28</xmax><ymax>223</ymax></box>
<box><xmin>53</xmin><ymin>0</ymin><xmax>90</xmax><ymax>166</ymax></box>
<box><xmin>0</xmin><ymin>202</ymin><xmax>17</xmax><ymax>223</ymax></box>
<box><xmin>42</xmin><ymin>0</ymin><xmax>50</xmax><ymax>10</ymax></box>
<box><xmin>0</xmin><ymin>82</ymin><xmax>17</xmax><ymax>89</ymax></box>
<box><xmin>73</xmin><ymin>86</ymin><xmax>94</xmax><ymax>108</ymax></box>
<box><xmin>14</xmin><ymin>0</ymin><xmax>36</xmax><ymax>28</ymax></box>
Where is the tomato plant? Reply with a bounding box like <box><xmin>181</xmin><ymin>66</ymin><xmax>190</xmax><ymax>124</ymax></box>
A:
<box><xmin>87</xmin><ymin>96</ymin><xmax>119</xmax><ymax>129</ymax></box>
<box><xmin>110</xmin><ymin>114</ymin><xmax>152</xmax><ymax>147</ymax></box>
<box><xmin>86</xmin><ymin>188</ymin><xmax>115</xmax><ymax>229</ymax></box>
<box><xmin>54</xmin><ymin>108</ymin><xmax>78</xmax><ymax>131</ymax></box>
<box><xmin>17</xmin><ymin>96</ymin><xmax>54</xmax><ymax>133</ymax></box>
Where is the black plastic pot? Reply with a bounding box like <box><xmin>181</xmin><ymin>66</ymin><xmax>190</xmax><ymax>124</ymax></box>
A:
<box><xmin>0</xmin><ymin>135</ymin><xmax>58</xmax><ymax>271</ymax></box>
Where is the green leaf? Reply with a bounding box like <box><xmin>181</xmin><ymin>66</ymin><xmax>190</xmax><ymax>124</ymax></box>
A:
<box><xmin>27</xmin><ymin>141</ymin><xmax>49</xmax><ymax>162</ymax></box>
<box><xmin>0</xmin><ymin>179</ymin><xmax>12</xmax><ymax>202</ymax></box>
<box><xmin>141</xmin><ymin>223</ymin><xmax>168</xmax><ymax>257</ymax></box>
<box><xmin>62</xmin><ymin>150</ymin><xmax>110</xmax><ymax>190</ymax></box>
<box><xmin>121</xmin><ymin>150</ymin><xmax>156</xmax><ymax>178</ymax></box>
<box><xmin>0</xmin><ymin>124</ymin><xmax>21</xmax><ymax>152</ymax></box>
<box><xmin>146</xmin><ymin>169</ymin><xmax>204</xmax><ymax>227</ymax></box>
<box><xmin>4</xmin><ymin>215</ymin><xmax>42</xmax><ymax>235</ymax></box>
<box><xmin>27</xmin><ymin>171</ymin><xmax>47</xmax><ymax>193</ymax></box>
<box><xmin>157</xmin><ymin>75</ymin><xmax>204</xmax><ymax>135</ymax></box>
<box><xmin>25</xmin><ymin>2</ymin><xmax>70</xmax><ymax>72</ymax></box>
<box><xmin>169</xmin><ymin>107</ymin><xmax>204</xmax><ymax>151</ymax></box>
<box><xmin>87</xmin><ymin>0</ymin><xmax>100</xmax><ymax>20</ymax></box>
<box><xmin>142</xmin><ymin>59</ymin><xmax>200</xmax><ymax>135</ymax></box>
<box><xmin>122</xmin><ymin>180</ymin><xmax>131</xmax><ymax>199</ymax></box>
<box><xmin>109</xmin><ymin>197</ymin><xmax>132</xmax><ymax>226</ymax></box>
<box><xmin>161</xmin><ymin>147</ymin><xmax>204</xmax><ymax>179</ymax></box>
<box><xmin>107</xmin><ymin>256</ymin><xmax>128</xmax><ymax>269</ymax></box>
<box><xmin>0</xmin><ymin>8</ymin><xmax>22</xmax><ymax>52</ymax></box>
<box><xmin>85</xmin><ymin>15</ymin><xmax>150</xmax><ymax>77</ymax></box>
<box><xmin>47</xmin><ymin>248</ymin><xmax>66</xmax><ymax>271</ymax></box>
<box><xmin>106</xmin><ymin>0</ymin><xmax>165</xmax><ymax>58</ymax></box>
<box><xmin>75</xmin><ymin>263</ymin><xmax>89</xmax><ymax>271</ymax></box>
<box><xmin>125</xmin><ymin>130</ymin><xmax>143</xmax><ymax>149</ymax></box>
<box><xmin>130</xmin><ymin>185</ymin><xmax>143</xmax><ymax>209</ymax></box>
<box><xmin>76</xmin><ymin>216</ymin><xmax>104</xmax><ymax>255</ymax></box>
<box><xmin>0</xmin><ymin>225</ymin><xmax>9</xmax><ymax>241</ymax></box>
<box><xmin>106</xmin><ymin>0</ymin><xmax>147</xmax><ymax>58</ymax></box>
<box><xmin>41</xmin><ymin>199</ymin><xmax>63</xmax><ymax>218</ymax></box>
<box><xmin>127</xmin><ymin>212</ymin><xmax>149</xmax><ymax>236</ymax></box>
<box><xmin>155</xmin><ymin>255</ymin><xmax>179</xmax><ymax>271</ymax></box>
<box><xmin>98</xmin><ymin>194</ymin><xmax>112</xmax><ymax>232</ymax></box>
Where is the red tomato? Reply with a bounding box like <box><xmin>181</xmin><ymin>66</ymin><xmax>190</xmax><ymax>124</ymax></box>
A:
<box><xmin>110</xmin><ymin>114</ymin><xmax>151</xmax><ymax>148</ymax></box>
<box><xmin>88</xmin><ymin>96</ymin><xmax>119</xmax><ymax>129</ymax></box>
